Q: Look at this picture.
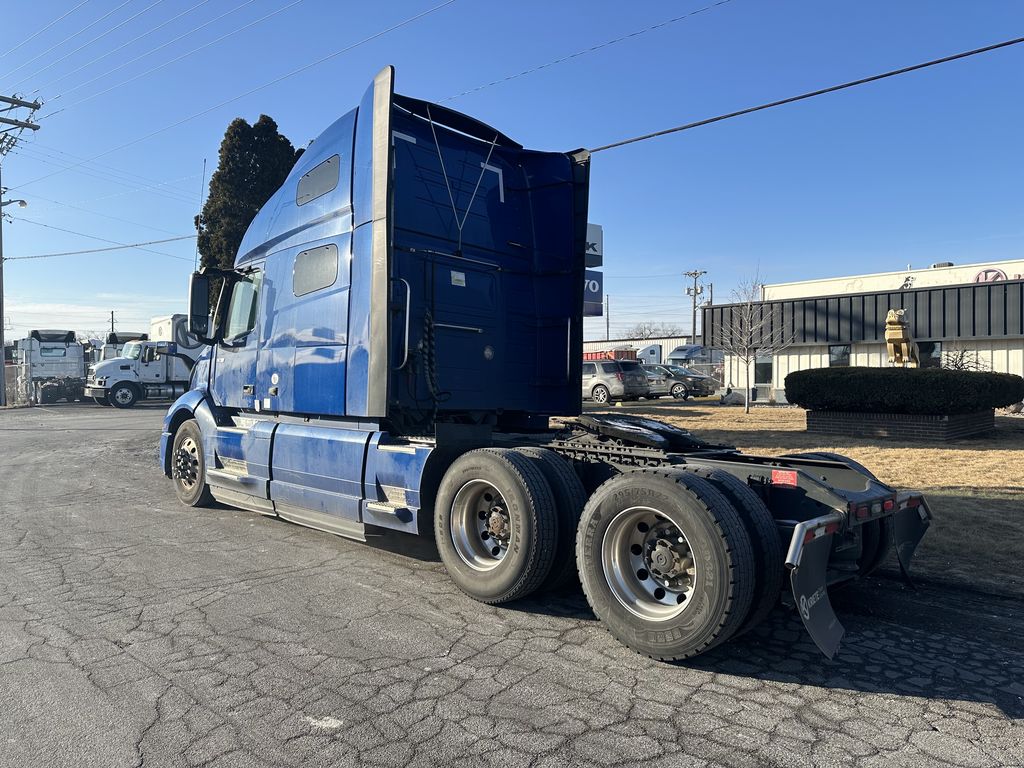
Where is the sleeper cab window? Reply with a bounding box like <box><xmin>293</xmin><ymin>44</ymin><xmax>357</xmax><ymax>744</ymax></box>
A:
<box><xmin>295</xmin><ymin>154</ymin><xmax>340</xmax><ymax>206</ymax></box>
<box><xmin>293</xmin><ymin>244</ymin><xmax>339</xmax><ymax>297</ymax></box>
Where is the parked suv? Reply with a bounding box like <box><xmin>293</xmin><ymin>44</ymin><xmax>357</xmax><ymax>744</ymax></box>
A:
<box><xmin>642</xmin><ymin>363</ymin><xmax>716</xmax><ymax>399</ymax></box>
<box><xmin>582</xmin><ymin>359</ymin><xmax>649</xmax><ymax>403</ymax></box>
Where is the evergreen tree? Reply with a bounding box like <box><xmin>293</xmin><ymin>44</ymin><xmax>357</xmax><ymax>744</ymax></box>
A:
<box><xmin>195</xmin><ymin>115</ymin><xmax>303</xmax><ymax>272</ymax></box>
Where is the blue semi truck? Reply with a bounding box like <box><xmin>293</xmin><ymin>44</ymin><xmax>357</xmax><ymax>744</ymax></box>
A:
<box><xmin>160</xmin><ymin>67</ymin><xmax>931</xmax><ymax>660</ymax></box>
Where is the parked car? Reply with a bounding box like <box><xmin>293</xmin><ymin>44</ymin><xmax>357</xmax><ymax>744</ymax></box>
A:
<box><xmin>642</xmin><ymin>363</ymin><xmax>716</xmax><ymax>399</ymax></box>
<box><xmin>582</xmin><ymin>359</ymin><xmax>649</xmax><ymax>403</ymax></box>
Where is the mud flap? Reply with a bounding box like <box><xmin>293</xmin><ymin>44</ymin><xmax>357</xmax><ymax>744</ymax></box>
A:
<box><xmin>790</xmin><ymin>533</ymin><xmax>844</xmax><ymax>659</ymax></box>
<box><xmin>893</xmin><ymin>497</ymin><xmax>932</xmax><ymax>582</ymax></box>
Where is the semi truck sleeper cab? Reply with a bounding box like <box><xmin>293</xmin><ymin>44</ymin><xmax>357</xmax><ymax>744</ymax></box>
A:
<box><xmin>160</xmin><ymin>67</ymin><xmax>931</xmax><ymax>661</ymax></box>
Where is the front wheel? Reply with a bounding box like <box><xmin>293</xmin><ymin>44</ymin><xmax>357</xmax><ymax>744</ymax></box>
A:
<box><xmin>171</xmin><ymin>419</ymin><xmax>213</xmax><ymax>507</ymax></box>
<box><xmin>109</xmin><ymin>382</ymin><xmax>139</xmax><ymax>408</ymax></box>
<box><xmin>577</xmin><ymin>469</ymin><xmax>755</xmax><ymax>660</ymax></box>
<box><xmin>670</xmin><ymin>383</ymin><xmax>688</xmax><ymax>399</ymax></box>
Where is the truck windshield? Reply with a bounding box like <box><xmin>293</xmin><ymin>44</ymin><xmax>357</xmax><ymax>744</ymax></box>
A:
<box><xmin>122</xmin><ymin>343</ymin><xmax>142</xmax><ymax>360</ymax></box>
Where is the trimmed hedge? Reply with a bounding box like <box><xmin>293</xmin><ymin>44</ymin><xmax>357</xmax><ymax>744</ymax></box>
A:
<box><xmin>784</xmin><ymin>367</ymin><xmax>1024</xmax><ymax>415</ymax></box>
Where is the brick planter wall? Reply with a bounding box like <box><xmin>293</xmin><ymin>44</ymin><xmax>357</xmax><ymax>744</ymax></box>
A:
<box><xmin>806</xmin><ymin>409</ymin><xmax>995</xmax><ymax>441</ymax></box>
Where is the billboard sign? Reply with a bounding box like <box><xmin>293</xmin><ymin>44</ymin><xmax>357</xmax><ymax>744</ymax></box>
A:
<box><xmin>584</xmin><ymin>270</ymin><xmax>603</xmax><ymax>316</ymax></box>
<box><xmin>585</xmin><ymin>223</ymin><xmax>603</xmax><ymax>268</ymax></box>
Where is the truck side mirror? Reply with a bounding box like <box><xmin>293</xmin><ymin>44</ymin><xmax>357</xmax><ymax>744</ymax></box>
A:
<box><xmin>188</xmin><ymin>272</ymin><xmax>212</xmax><ymax>341</ymax></box>
<box><xmin>142</xmin><ymin>347</ymin><xmax>155</xmax><ymax>364</ymax></box>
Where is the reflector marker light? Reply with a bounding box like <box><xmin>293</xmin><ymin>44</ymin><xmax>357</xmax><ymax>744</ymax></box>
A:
<box><xmin>771</xmin><ymin>469</ymin><xmax>799</xmax><ymax>486</ymax></box>
<box><xmin>802</xmin><ymin>521</ymin><xmax>839</xmax><ymax>544</ymax></box>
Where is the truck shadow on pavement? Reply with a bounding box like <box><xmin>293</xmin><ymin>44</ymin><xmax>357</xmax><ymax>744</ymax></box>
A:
<box><xmin>518</xmin><ymin>578</ymin><xmax>1024</xmax><ymax>719</ymax></box>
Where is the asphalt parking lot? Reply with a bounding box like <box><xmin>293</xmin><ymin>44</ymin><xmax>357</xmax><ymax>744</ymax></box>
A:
<box><xmin>1</xmin><ymin>403</ymin><xmax>1022</xmax><ymax>768</ymax></box>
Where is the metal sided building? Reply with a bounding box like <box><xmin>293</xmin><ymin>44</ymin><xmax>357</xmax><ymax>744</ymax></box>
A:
<box><xmin>702</xmin><ymin>259</ymin><xmax>1024</xmax><ymax>402</ymax></box>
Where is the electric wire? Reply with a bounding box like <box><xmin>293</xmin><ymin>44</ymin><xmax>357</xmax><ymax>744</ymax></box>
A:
<box><xmin>441</xmin><ymin>0</ymin><xmax>732</xmax><ymax>102</ymax></box>
<box><xmin>24</xmin><ymin>194</ymin><xmax>182</xmax><ymax>237</ymax></box>
<box><xmin>13</xmin><ymin>218</ymin><xmax>193</xmax><ymax>260</ymax></box>
<box><xmin>11</xmin><ymin>0</ymin><xmax>456</xmax><ymax>191</ymax></box>
<box><xmin>45</xmin><ymin>0</ymin><xmax>302</xmax><ymax>112</ymax></box>
<box><xmin>0</xmin><ymin>0</ymin><xmax>135</xmax><ymax>83</ymax></box>
<box><xmin>0</xmin><ymin>1</ymin><xmax>92</xmax><ymax>60</ymax></box>
<box><xmin>590</xmin><ymin>35</ymin><xmax>1024</xmax><ymax>153</ymax></box>
<box><xmin>11</xmin><ymin>0</ymin><xmax>171</xmax><ymax>90</ymax></box>
<box><xmin>9</xmin><ymin>146</ymin><xmax>198</xmax><ymax>204</ymax></box>
<box><xmin>4</xmin><ymin>235</ymin><xmax>196</xmax><ymax>262</ymax></box>
<box><xmin>16</xmin><ymin>140</ymin><xmax>197</xmax><ymax>196</ymax></box>
<box><xmin>34</xmin><ymin>0</ymin><xmax>215</xmax><ymax>93</ymax></box>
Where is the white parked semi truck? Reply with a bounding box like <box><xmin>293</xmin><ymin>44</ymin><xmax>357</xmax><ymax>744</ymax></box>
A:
<box><xmin>85</xmin><ymin>315</ymin><xmax>202</xmax><ymax>407</ymax></box>
<box><xmin>14</xmin><ymin>330</ymin><xmax>87</xmax><ymax>403</ymax></box>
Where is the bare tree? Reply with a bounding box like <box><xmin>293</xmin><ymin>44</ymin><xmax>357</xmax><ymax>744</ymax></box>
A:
<box><xmin>623</xmin><ymin>321</ymin><xmax>686</xmax><ymax>340</ymax></box>
<box><xmin>714</xmin><ymin>273</ymin><xmax>793</xmax><ymax>414</ymax></box>
<box><xmin>942</xmin><ymin>345</ymin><xmax>990</xmax><ymax>371</ymax></box>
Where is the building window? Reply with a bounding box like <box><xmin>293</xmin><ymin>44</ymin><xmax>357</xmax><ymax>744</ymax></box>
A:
<box><xmin>754</xmin><ymin>352</ymin><xmax>773</xmax><ymax>384</ymax></box>
<box><xmin>829</xmin><ymin>344</ymin><xmax>851</xmax><ymax>367</ymax></box>
<box><xmin>917</xmin><ymin>341</ymin><xmax>942</xmax><ymax>368</ymax></box>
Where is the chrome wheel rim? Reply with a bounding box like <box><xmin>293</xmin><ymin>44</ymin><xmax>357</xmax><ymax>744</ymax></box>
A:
<box><xmin>671</xmin><ymin>384</ymin><xmax>685</xmax><ymax>397</ymax></box>
<box><xmin>602</xmin><ymin>506</ymin><xmax>697</xmax><ymax>621</ymax></box>
<box><xmin>173</xmin><ymin>436</ymin><xmax>200</xmax><ymax>489</ymax></box>
<box><xmin>450</xmin><ymin>480</ymin><xmax>511</xmax><ymax>571</ymax></box>
<box><xmin>593</xmin><ymin>387</ymin><xmax>608</xmax><ymax>403</ymax></box>
<box><xmin>113</xmin><ymin>387</ymin><xmax>133</xmax><ymax>405</ymax></box>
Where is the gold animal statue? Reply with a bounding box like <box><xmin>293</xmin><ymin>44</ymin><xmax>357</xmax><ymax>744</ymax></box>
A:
<box><xmin>885</xmin><ymin>308</ymin><xmax>920</xmax><ymax>367</ymax></box>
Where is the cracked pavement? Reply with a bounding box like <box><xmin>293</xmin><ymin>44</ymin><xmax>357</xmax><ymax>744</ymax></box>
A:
<box><xmin>1</xmin><ymin>404</ymin><xmax>1022</xmax><ymax>767</ymax></box>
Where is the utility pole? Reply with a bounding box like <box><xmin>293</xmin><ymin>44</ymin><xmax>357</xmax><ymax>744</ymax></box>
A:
<box><xmin>0</xmin><ymin>93</ymin><xmax>42</xmax><ymax>407</ymax></box>
<box><xmin>604</xmin><ymin>295</ymin><xmax>610</xmax><ymax>341</ymax></box>
<box><xmin>684</xmin><ymin>270</ymin><xmax>707</xmax><ymax>344</ymax></box>
<box><xmin>110</xmin><ymin>311</ymin><xmax>115</xmax><ymax>335</ymax></box>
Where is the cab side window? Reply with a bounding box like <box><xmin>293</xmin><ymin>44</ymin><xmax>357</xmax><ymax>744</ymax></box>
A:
<box><xmin>223</xmin><ymin>271</ymin><xmax>263</xmax><ymax>340</ymax></box>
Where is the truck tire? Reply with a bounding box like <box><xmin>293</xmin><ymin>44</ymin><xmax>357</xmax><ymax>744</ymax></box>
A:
<box><xmin>690</xmin><ymin>468</ymin><xmax>783</xmax><ymax>635</ymax></box>
<box><xmin>783</xmin><ymin>451</ymin><xmax>891</xmax><ymax>577</ymax></box>
<box><xmin>171</xmin><ymin>419</ymin><xmax>214</xmax><ymax>507</ymax></box>
<box><xmin>591</xmin><ymin>385</ymin><xmax>610</xmax><ymax>404</ymax></box>
<box><xmin>434</xmin><ymin>448</ymin><xmax>558</xmax><ymax>605</ymax></box>
<box><xmin>109</xmin><ymin>382</ymin><xmax>139</xmax><ymax>408</ymax></box>
<box><xmin>94</xmin><ymin>395</ymin><xmax>112</xmax><ymax>406</ymax></box>
<box><xmin>577</xmin><ymin>469</ymin><xmax>755</xmax><ymax>660</ymax></box>
<box><xmin>514</xmin><ymin>447</ymin><xmax>587</xmax><ymax>590</ymax></box>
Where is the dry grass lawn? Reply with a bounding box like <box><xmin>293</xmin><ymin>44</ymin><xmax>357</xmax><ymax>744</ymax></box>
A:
<box><xmin>593</xmin><ymin>401</ymin><xmax>1024</xmax><ymax>598</ymax></box>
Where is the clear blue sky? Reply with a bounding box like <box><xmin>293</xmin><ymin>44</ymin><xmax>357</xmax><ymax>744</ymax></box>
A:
<box><xmin>1</xmin><ymin>0</ymin><xmax>1021</xmax><ymax>341</ymax></box>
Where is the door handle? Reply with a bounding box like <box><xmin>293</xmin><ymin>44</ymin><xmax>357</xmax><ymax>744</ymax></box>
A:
<box><xmin>242</xmin><ymin>384</ymin><xmax>254</xmax><ymax>395</ymax></box>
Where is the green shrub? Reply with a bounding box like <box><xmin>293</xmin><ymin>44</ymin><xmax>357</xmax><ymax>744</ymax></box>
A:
<box><xmin>784</xmin><ymin>367</ymin><xmax>1024</xmax><ymax>415</ymax></box>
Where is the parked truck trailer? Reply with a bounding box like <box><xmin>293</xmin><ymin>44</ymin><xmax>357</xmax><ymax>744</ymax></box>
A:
<box><xmin>15</xmin><ymin>330</ymin><xmax>87</xmax><ymax>403</ymax></box>
<box><xmin>160</xmin><ymin>68</ymin><xmax>931</xmax><ymax>660</ymax></box>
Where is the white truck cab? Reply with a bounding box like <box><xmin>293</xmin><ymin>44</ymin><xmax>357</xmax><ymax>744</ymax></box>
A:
<box><xmin>85</xmin><ymin>316</ymin><xmax>202</xmax><ymax>407</ymax></box>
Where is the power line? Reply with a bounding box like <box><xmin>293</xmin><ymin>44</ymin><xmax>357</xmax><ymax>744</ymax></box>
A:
<box><xmin>23</xmin><ymin>194</ymin><xmax>182</xmax><ymax>237</ymax></box>
<box><xmin>11</xmin><ymin>1</ymin><xmax>456</xmax><ymax>191</ymax></box>
<box><xmin>0</xmin><ymin>1</ymin><xmax>92</xmax><ymax>60</ymax></box>
<box><xmin>9</xmin><ymin>146</ymin><xmax>198</xmax><ymax>205</ymax></box>
<box><xmin>591</xmin><ymin>35</ymin><xmax>1024</xmax><ymax>153</ymax></box>
<box><xmin>16</xmin><ymin>140</ymin><xmax>196</xmax><ymax>196</ymax></box>
<box><xmin>4</xmin><ymin>235</ymin><xmax>195</xmax><ymax>262</ymax></box>
<box><xmin>11</xmin><ymin>0</ymin><xmax>171</xmax><ymax>90</ymax></box>
<box><xmin>441</xmin><ymin>0</ymin><xmax>732</xmax><ymax>102</ymax></box>
<box><xmin>34</xmin><ymin>0</ymin><xmax>214</xmax><ymax>93</ymax></box>
<box><xmin>0</xmin><ymin>0</ymin><xmax>135</xmax><ymax>83</ymax></box>
<box><xmin>13</xmin><ymin>219</ymin><xmax>193</xmax><ymax>260</ymax></box>
<box><xmin>46</xmin><ymin>0</ymin><xmax>301</xmax><ymax>112</ymax></box>
<box><xmin>45</xmin><ymin>0</ymin><xmax>256</xmax><ymax>104</ymax></box>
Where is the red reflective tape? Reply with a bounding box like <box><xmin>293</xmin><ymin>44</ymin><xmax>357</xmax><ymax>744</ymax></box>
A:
<box><xmin>771</xmin><ymin>469</ymin><xmax>798</xmax><ymax>486</ymax></box>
